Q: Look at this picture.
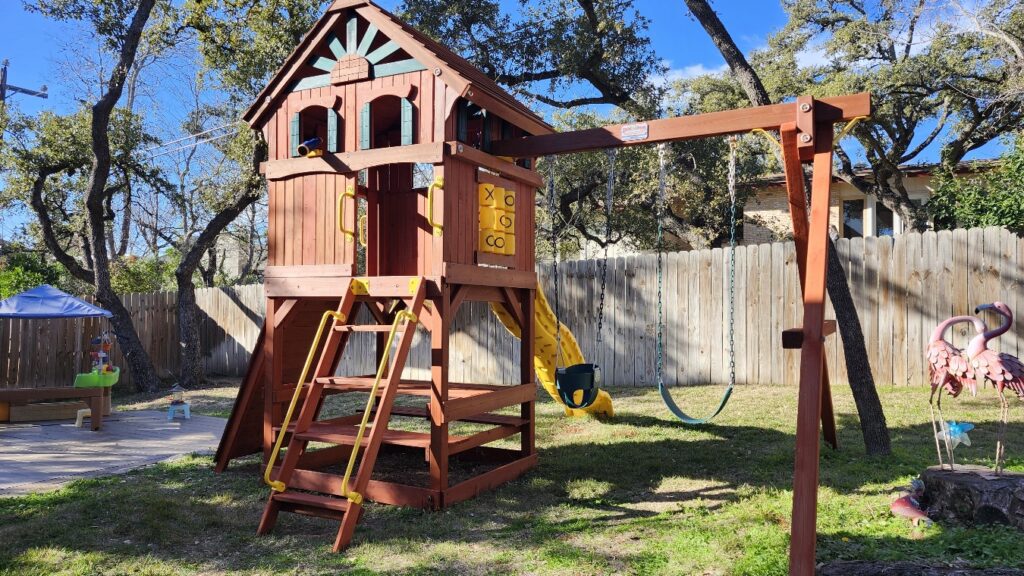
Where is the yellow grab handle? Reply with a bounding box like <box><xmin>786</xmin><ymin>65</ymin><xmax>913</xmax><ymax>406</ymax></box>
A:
<box><xmin>340</xmin><ymin>309</ymin><xmax>418</xmax><ymax>504</ymax></box>
<box><xmin>263</xmin><ymin>308</ymin><xmax>346</xmax><ymax>492</ymax></box>
<box><xmin>427</xmin><ymin>178</ymin><xmax>443</xmax><ymax>237</ymax></box>
<box><xmin>337</xmin><ymin>186</ymin><xmax>356</xmax><ymax>242</ymax></box>
<box><xmin>358</xmin><ymin>214</ymin><xmax>368</xmax><ymax>248</ymax></box>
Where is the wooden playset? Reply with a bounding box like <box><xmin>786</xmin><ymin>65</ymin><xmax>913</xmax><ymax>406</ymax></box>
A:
<box><xmin>214</xmin><ymin>2</ymin><xmax>871</xmax><ymax>574</ymax></box>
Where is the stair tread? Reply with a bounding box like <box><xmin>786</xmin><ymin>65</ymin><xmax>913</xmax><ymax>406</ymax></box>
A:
<box><xmin>272</xmin><ymin>490</ymin><xmax>350</xmax><ymax>512</ymax></box>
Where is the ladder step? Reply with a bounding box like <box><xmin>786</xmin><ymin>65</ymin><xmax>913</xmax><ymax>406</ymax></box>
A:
<box><xmin>334</xmin><ymin>325</ymin><xmax>407</xmax><ymax>333</ymax></box>
<box><xmin>295</xmin><ymin>422</ymin><xmax>432</xmax><ymax>448</ymax></box>
<box><xmin>272</xmin><ymin>491</ymin><xmax>350</xmax><ymax>520</ymax></box>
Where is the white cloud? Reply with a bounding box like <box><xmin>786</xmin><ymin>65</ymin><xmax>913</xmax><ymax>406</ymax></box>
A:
<box><xmin>651</xmin><ymin>59</ymin><xmax>730</xmax><ymax>87</ymax></box>
<box><xmin>795</xmin><ymin>45</ymin><xmax>830</xmax><ymax>69</ymax></box>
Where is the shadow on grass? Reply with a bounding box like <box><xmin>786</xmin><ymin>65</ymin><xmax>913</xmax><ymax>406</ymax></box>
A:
<box><xmin>2</xmin><ymin>408</ymin><xmax>1023</xmax><ymax>574</ymax></box>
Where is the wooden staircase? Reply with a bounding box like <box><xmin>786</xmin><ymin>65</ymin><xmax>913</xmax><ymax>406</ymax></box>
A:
<box><xmin>257</xmin><ymin>276</ymin><xmax>427</xmax><ymax>551</ymax></box>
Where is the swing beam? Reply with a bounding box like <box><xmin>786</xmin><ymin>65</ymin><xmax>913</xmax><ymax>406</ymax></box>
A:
<box><xmin>491</xmin><ymin>91</ymin><xmax>870</xmax><ymax>576</ymax></box>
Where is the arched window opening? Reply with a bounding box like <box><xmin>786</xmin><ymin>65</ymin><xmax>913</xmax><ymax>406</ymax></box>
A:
<box><xmin>290</xmin><ymin>105</ymin><xmax>340</xmax><ymax>157</ymax></box>
<box><xmin>360</xmin><ymin>96</ymin><xmax>414</xmax><ymax>150</ymax></box>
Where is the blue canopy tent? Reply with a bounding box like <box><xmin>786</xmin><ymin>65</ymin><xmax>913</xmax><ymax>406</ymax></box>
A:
<box><xmin>0</xmin><ymin>285</ymin><xmax>116</xmax><ymax>429</ymax></box>
<box><xmin>0</xmin><ymin>284</ymin><xmax>113</xmax><ymax>319</ymax></box>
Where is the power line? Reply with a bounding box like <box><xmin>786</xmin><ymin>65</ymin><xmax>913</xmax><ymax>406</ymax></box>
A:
<box><xmin>148</xmin><ymin>129</ymin><xmax>240</xmax><ymax>159</ymax></box>
<box><xmin>145</xmin><ymin>122</ymin><xmax>236</xmax><ymax>151</ymax></box>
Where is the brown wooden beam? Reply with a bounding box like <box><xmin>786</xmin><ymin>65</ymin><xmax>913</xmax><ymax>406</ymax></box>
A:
<box><xmin>780</xmin><ymin>124</ymin><xmax>838</xmax><ymax>450</ymax></box>
<box><xmin>489</xmin><ymin>93</ymin><xmax>870</xmax><ymax>158</ymax></box>
<box><xmin>447</xmin><ymin>142</ymin><xmax>545</xmax><ymax>188</ymax></box>
<box><xmin>261</xmin><ymin>142</ymin><xmax>445</xmax><ymax>181</ymax></box>
<box><xmin>443</xmin><ymin>262</ymin><xmax>537</xmax><ymax>289</ymax></box>
<box><xmin>444</xmin><ymin>383</ymin><xmax>536</xmax><ymax>423</ymax></box>
<box><xmin>789</xmin><ymin>124</ymin><xmax>835</xmax><ymax>576</ymax></box>
<box><xmin>0</xmin><ymin>387</ymin><xmax>104</xmax><ymax>402</ymax></box>
<box><xmin>781</xmin><ymin>320</ymin><xmax>837</xmax><ymax>349</ymax></box>
<box><xmin>442</xmin><ymin>452</ymin><xmax>538</xmax><ymax>507</ymax></box>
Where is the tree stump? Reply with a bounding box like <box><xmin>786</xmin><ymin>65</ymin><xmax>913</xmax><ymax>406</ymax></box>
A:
<box><xmin>921</xmin><ymin>465</ymin><xmax>1024</xmax><ymax>529</ymax></box>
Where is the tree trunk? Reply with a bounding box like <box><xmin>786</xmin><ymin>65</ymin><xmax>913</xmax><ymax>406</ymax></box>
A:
<box><xmin>684</xmin><ymin>0</ymin><xmax>891</xmax><ymax>455</ymax></box>
<box><xmin>827</xmin><ymin>237</ymin><xmax>891</xmax><ymax>455</ymax></box>
<box><xmin>95</xmin><ymin>287</ymin><xmax>162</xmax><ymax>392</ymax></box>
<box><xmin>176</xmin><ymin>273</ymin><xmax>205</xmax><ymax>389</ymax></box>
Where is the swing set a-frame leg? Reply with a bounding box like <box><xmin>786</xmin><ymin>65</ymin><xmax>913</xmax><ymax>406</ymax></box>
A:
<box><xmin>779</xmin><ymin>122</ymin><xmax>839</xmax><ymax>451</ymax></box>
<box><xmin>787</xmin><ymin>122</ymin><xmax>836</xmax><ymax>576</ymax></box>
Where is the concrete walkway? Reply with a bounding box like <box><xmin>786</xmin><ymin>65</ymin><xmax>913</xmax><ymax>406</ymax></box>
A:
<box><xmin>0</xmin><ymin>410</ymin><xmax>225</xmax><ymax>496</ymax></box>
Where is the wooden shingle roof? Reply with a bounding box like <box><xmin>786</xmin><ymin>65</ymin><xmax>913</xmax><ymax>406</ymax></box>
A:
<box><xmin>243</xmin><ymin>0</ymin><xmax>553</xmax><ymax>136</ymax></box>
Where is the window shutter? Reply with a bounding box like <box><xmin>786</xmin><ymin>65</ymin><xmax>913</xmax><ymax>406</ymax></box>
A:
<box><xmin>360</xmin><ymin>102</ymin><xmax>371</xmax><ymax>150</ymax></box>
<box><xmin>400</xmin><ymin>98</ymin><xmax>413</xmax><ymax>146</ymax></box>
<box><xmin>327</xmin><ymin>109</ymin><xmax>339</xmax><ymax>153</ymax></box>
<box><xmin>290</xmin><ymin>112</ymin><xmax>300</xmax><ymax>157</ymax></box>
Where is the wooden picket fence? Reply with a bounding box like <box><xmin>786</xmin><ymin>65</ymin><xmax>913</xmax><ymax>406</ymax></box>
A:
<box><xmin>1</xmin><ymin>226</ymin><xmax>1021</xmax><ymax>391</ymax></box>
<box><xmin>0</xmin><ymin>286</ymin><xmax>264</xmax><ymax>391</ymax></box>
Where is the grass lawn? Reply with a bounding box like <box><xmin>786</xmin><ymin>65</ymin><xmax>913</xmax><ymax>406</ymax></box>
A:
<box><xmin>2</xmin><ymin>383</ymin><xmax>1023</xmax><ymax>575</ymax></box>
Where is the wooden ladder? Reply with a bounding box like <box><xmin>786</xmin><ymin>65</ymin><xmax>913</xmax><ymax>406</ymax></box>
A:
<box><xmin>257</xmin><ymin>276</ymin><xmax>427</xmax><ymax>551</ymax></box>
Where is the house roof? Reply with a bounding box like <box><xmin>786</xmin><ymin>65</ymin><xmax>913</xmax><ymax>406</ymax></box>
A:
<box><xmin>243</xmin><ymin>0</ymin><xmax>553</xmax><ymax>136</ymax></box>
<box><xmin>752</xmin><ymin>159</ymin><xmax>1001</xmax><ymax>187</ymax></box>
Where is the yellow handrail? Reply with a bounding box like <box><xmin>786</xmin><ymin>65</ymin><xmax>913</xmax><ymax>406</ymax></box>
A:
<box><xmin>427</xmin><ymin>178</ymin><xmax>444</xmax><ymax>237</ymax></box>
<box><xmin>358</xmin><ymin>214</ymin><xmax>368</xmax><ymax>248</ymax></box>
<box><xmin>337</xmin><ymin>186</ymin><xmax>356</xmax><ymax>242</ymax></box>
<box><xmin>340</xmin><ymin>309</ymin><xmax>418</xmax><ymax>504</ymax></box>
<box><xmin>263</xmin><ymin>308</ymin><xmax>346</xmax><ymax>492</ymax></box>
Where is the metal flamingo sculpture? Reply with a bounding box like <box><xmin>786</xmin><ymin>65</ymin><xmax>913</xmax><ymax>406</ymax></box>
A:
<box><xmin>968</xmin><ymin>302</ymin><xmax>1024</xmax><ymax>474</ymax></box>
<box><xmin>927</xmin><ymin>314</ymin><xmax>986</xmax><ymax>469</ymax></box>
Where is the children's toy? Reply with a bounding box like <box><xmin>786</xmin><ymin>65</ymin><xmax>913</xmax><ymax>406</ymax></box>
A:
<box><xmin>73</xmin><ymin>332</ymin><xmax>119</xmax><ymax>390</ymax></box>
<box><xmin>890</xmin><ymin>479</ymin><xmax>931</xmax><ymax>527</ymax></box>
<box><xmin>167</xmin><ymin>384</ymin><xmax>190</xmax><ymax>420</ymax></box>
<box><xmin>211</xmin><ymin>2</ymin><xmax>870</xmax><ymax>570</ymax></box>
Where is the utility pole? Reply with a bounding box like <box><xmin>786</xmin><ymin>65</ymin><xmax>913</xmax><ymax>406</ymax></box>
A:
<box><xmin>0</xmin><ymin>60</ymin><xmax>48</xmax><ymax>103</ymax></box>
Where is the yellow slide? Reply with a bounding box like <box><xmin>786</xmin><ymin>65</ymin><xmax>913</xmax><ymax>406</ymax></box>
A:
<box><xmin>490</xmin><ymin>287</ymin><xmax>614</xmax><ymax>417</ymax></box>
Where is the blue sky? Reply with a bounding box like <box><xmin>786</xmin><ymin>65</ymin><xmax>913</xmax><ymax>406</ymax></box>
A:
<box><xmin>1</xmin><ymin>1</ymin><xmax>784</xmax><ymax>116</ymax></box>
<box><xmin>0</xmin><ymin>0</ymin><xmax>1003</xmax><ymax>164</ymax></box>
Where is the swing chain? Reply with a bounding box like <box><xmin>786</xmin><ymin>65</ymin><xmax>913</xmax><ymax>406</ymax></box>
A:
<box><xmin>548</xmin><ymin>156</ymin><xmax>562</xmax><ymax>365</ymax></box>
<box><xmin>596</xmin><ymin>149</ymin><xmax>616</xmax><ymax>343</ymax></box>
<box><xmin>656</xmin><ymin>144</ymin><xmax>667</xmax><ymax>387</ymax></box>
<box><xmin>727</xmin><ymin>136</ymin><xmax>738</xmax><ymax>389</ymax></box>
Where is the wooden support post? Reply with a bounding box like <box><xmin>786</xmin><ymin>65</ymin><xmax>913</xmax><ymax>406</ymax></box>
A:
<box><xmin>780</xmin><ymin>124</ymin><xmax>838</xmax><ymax>450</ymax></box>
<box><xmin>519</xmin><ymin>287</ymin><xmax>536</xmax><ymax>456</ymax></box>
<box><xmin>263</xmin><ymin>299</ymin><xmax>280</xmax><ymax>461</ymax></box>
<box><xmin>788</xmin><ymin>123</ymin><xmax>834</xmax><ymax>576</ymax></box>
<box><xmin>429</xmin><ymin>286</ymin><xmax>450</xmax><ymax>506</ymax></box>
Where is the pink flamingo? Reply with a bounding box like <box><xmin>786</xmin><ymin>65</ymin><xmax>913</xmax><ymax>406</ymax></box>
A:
<box><xmin>927</xmin><ymin>314</ymin><xmax>986</xmax><ymax>469</ymax></box>
<box><xmin>967</xmin><ymin>302</ymin><xmax>1024</xmax><ymax>474</ymax></box>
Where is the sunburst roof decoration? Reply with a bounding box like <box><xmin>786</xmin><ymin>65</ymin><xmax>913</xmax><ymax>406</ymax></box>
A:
<box><xmin>290</xmin><ymin>13</ymin><xmax>425</xmax><ymax>92</ymax></box>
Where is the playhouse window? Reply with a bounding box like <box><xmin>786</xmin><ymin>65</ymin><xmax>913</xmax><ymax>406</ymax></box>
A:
<box><xmin>290</xmin><ymin>105</ymin><xmax>340</xmax><ymax>157</ymax></box>
<box><xmin>360</xmin><ymin>96</ymin><xmax>414</xmax><ymax>150</ymax></box>
<box><xmin>456</xmin><ymin>100</ymin><xmax>489</xmax><ymax>150</ymax></box>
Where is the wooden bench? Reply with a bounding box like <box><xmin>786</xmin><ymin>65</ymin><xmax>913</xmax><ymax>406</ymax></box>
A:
<box><xmin>0</xmin><ymin>387</ymin><xmax>107</xmax><ymax>431</ymax></box>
